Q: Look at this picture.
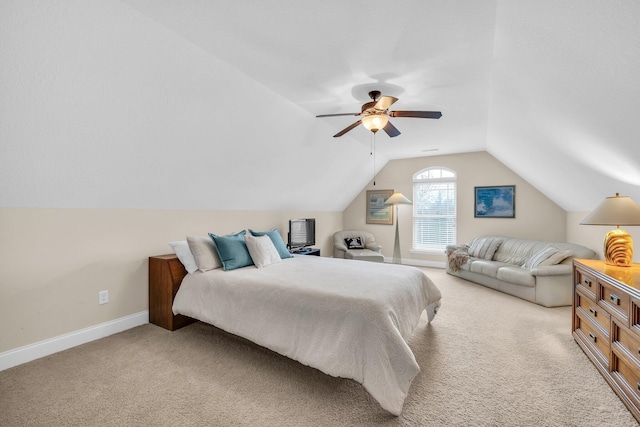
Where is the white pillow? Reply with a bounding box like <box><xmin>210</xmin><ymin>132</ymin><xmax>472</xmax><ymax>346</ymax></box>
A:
<box><xmin>168</xmin><ymin>241</ymin><xmax>198</xmax><ymax>274</ymax></box>
<box><xmin>245</xmin><ymin>233</ymin><xmax>281</xmax><ymax>269</ymax></box>
<box><xmin>522</xmin><ymin>245</ymin><xmax>573</xmax><ymax>269</ymax></box>
<box><xmin>187</xmin><ymin>235</ymin><xmax>222</xmax><ymax>271</ymax></box>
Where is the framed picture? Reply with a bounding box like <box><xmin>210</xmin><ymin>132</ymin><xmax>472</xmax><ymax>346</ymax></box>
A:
<box><xmin>474</xmin><ymin>185</ymin><xmax>515</xmax><ymax>218</ymax></box>
<box><xmin>366</xmin><ymin>189</ymin><xmax>394</xmax><ymax>224</ymax></box>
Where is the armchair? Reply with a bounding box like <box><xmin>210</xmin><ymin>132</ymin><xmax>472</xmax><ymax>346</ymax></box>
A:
<box><xmin>333</xmin><ymin>230</ymin><xmax>384</xmax><ymax>263</ymax></box>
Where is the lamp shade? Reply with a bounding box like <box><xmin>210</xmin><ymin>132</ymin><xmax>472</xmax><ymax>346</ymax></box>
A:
<box><xmin>361</xmin><ymin>114</ymin><xmax>388</xmax><ymax>132</ymax></box>
<box><xmin>580</xmin><ymin>194</ymin><xmax>640</xmax><ymax>226</ymax></box>
<box><xmin>384</xmin><ymin>192</ymin><xmax>412</xmax><ymax>206</ymax></box>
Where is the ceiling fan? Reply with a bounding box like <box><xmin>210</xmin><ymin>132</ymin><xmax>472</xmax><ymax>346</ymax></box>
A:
<box><xmin>316</xmin><ymin>90</ymin><xmax>442</xmax><ymax>138</ymax></box>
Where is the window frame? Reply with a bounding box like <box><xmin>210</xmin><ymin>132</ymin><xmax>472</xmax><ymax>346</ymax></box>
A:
<box><xmin>411</xmin><ymin>167</ymin><xmax>457</xmax><ymax>254</ymax></box>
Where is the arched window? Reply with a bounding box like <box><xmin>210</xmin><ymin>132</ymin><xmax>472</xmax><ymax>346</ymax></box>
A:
<box><xmin>412</xmin><ymin>167</ymin><xmax>457</xmax><ymax>252</ymax></box>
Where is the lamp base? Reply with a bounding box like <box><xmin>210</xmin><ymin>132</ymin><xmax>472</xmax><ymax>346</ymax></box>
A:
<box><xmin>392</xmin><ymin>210</ymin><xmax>402</xmax><ymax>264</ymax></box>
<box><xmin>604</xmin><ymin>228</ymin><xmax>633</xmax><ymax>267</ymax></box>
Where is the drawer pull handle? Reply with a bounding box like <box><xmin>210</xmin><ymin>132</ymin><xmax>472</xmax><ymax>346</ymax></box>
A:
<box><xmin>589</xmin><ymin>307</ymin><xmax>597</xmax><ymax>316</ymax></box>
<box><xmin>610</xmin><ymin>293</ymin><xmax>620</xmax><ymax>305</ymax></box>
<box><xmin>589</xmin><ymin>332</ymin><xmax>597</xmax><ymax>342</ymax></box>
<box><xmin>584</xmin><ymin>278</ymin><xmax>592</xmax><ymax>287</ymax></box>
<box><xmin>637</xmin><ymin>382</ymin><xmax>640</xmax><ymax>393</ymax></box>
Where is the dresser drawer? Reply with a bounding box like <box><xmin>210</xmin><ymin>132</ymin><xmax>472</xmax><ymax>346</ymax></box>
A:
<box><xmin>612</xmin><ymin>349</ymin><xmax>640</xmax><ymax>406</ymax></box>
<box><xmin>599</xmin><ymin>280</ymin><xmax>630</xmax><ymax>324</ymax></box>
<box><xmin>576</xmin><ymin>267</ymin><xmax>597</xmax><ymax>300</ymax></box>
<box><xmin>613</xmin><ymin>318</ymin><xmax>640</xmax><ymax>366</ymax></box>
<box><xmin>575</xmin><ymin>309</ymin><xmax>610</xmax><ymax>368</ymax></box>
<box><xmin>577</xmin><ymin>289</ymin><xmax>611</xmax><ymax>332</ymax></box>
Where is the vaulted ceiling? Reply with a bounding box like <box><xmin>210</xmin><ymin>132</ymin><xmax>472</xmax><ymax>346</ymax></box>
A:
<box><xmin>121</xmin><ymin>0</ymin><xmax>640</xmax><ymax>212</ymax></box>
<box><xmin>2</xmin><ymin>1</ymin><xmax>639</xmax><ymax>212</ymax></box>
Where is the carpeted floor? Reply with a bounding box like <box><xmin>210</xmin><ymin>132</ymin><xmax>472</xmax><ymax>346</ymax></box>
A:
<box><xmin>1</xmin><ymin>267</ymin><xmax>638</xmax><ymax>426</ymax></box>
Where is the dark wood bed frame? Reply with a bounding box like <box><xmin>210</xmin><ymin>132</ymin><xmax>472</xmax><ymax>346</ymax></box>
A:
<box><xmin>148</xmin><ymin>254</ymin><xmax>197</xmax><ymax>331</ymax></box>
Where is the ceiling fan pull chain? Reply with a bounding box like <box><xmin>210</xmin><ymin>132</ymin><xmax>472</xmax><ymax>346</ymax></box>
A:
<box><xmin>372</xmin><ymin>132</ymin><xmax>376</xmax><ymax>186</ymax></box>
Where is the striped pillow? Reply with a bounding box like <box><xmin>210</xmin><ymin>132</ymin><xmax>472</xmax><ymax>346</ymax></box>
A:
<box><xmin>522</xmin><ymin>245</ymin><xmax>572</xmax><ymax>269</ymax></box>
<box><xmin>468</xmin><ymin>237</ymin><xmax>503</xmax><ymax>260</ymax></box>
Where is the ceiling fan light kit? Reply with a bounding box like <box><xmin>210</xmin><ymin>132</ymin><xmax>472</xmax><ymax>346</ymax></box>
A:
<box><xmin>361</xmin><ymin>114</ymin><xmax>388</xmax><ymax>132</ymax></box>
<box><xmin>316</xmin><ymin>90</ymin><xmax>442</xmax><ymax>137</ymax></box>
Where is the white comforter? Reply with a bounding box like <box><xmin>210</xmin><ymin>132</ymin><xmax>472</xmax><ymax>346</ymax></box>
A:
<box><xmin>172</xmin><ymin>255</ymin><xmax>442</xmax><ymax>415</ymax></box>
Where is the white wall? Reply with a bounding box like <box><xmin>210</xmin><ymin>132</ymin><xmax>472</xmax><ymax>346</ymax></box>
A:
<box><xmin>0</xmin><ymin>0</ymin><xmax>372</xmax><ymax>212</ymax></box>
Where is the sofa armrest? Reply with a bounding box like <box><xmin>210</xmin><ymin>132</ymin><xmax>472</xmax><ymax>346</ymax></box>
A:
<box><xmin>446</xmin><ymin>244</ymin><xmax>468</xmax><ymax>256</ymax></box>
<box><xmin>335</xmin><ymin>242</ymin><xmax>348</xmax><ymax>252</ymax></box>
<box><xmin>530</xmin><ymin>264</ymin><xmax>572</xmax><ymax>276</ymax></box>
<box><xmin>365</xmin><ymin>241</ymin><xmax>382</xmax><ymax>252</ymax></box>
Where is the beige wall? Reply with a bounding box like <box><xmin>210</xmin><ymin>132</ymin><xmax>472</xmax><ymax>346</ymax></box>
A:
<box><xmin>566</xmin><ymin>211</ymin><xmax>640</xmax><ymax>263</ymax></box>
<box><xmin>343</xmin><ymin>151</ymin><xmax>567</xmax><ymax>264</ymax></box>
<box><xmin>0</xmin><ymin>208</ymin><xmax>342</xmax><ymax>353</ymax></box>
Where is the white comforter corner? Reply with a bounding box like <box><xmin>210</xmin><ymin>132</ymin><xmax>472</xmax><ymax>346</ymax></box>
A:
<box><xmin>172</xmin><ymin>255</ymin><xmax>442</xmax><ymax>415</ymax></box>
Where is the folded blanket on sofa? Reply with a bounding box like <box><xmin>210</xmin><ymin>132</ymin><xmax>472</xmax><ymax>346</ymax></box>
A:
<box><xmin>446</xmin><ymin>246</ymin><xmax>469</xmax><ymax>272</ymax></box>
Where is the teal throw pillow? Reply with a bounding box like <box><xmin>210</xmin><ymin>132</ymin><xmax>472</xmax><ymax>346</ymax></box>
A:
<box><xmin>249</xmin><ymin>228</ymin><xmax>293</xmax><ymax>259</ymax></box>
<box><xmin>209</xmin><ymin>231</ymin><xmax>254</xmax><ymax>271</ymax></box>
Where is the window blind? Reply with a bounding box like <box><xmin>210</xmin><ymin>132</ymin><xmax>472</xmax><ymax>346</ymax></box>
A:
<box><xmin>413</xmin><ymin>180</ymin><xmax>456</xmax><ymax>252</ymax></box>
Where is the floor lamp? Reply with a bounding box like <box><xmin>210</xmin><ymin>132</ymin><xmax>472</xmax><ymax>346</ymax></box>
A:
<box><xmin>385</xmin><ymin>192</ymin><xmax>412</xmax><ymax>264</ymax></box>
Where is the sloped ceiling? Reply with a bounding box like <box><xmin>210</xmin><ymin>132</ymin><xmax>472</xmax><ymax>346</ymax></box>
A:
<box><xmin>121</xmin><ymin>0</ymin><xmax>640</xmax><ymax>212</ymax></box>
<box><xmin>2</xmin><ymin>1</ymin><xmax>639</xmax><ymax>212</ymax></box>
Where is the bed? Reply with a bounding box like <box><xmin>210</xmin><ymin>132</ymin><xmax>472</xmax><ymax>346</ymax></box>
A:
<box><xmin>148</xmin><ymin>253</ymin><xmax>442</xmax><ymax>415</ymax></box>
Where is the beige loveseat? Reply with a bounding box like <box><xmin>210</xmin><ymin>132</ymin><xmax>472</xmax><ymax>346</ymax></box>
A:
<box><xmin>446</xmin><ymin>236</ymin><xmax>596</xmax><ymax>307</ymax></box>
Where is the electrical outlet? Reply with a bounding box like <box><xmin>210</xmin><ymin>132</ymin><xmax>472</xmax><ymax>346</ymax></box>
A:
<box><xmin>98</xmin><ymin>290</ymin><xmax>109</xmax><ymax>305</ymax></box>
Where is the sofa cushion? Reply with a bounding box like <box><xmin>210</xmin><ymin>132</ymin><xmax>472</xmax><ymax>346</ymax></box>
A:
<box><xmin>493</xmin><ymin>239</ymin><xmax>541</xmax><ymax>265</ymax></box>
<box><xmin>470</xmin><ymin>260</ymin><xmax>513</xmax><ymax>278</ymax></box>
<box><xmin>468</xmin><ymin>237</ymin><xmax>503</xmax><ymax>260</ymax></box>
<box><xmin>522</xmin><ymin>245</ymin><xmax>573</xmax><ymax>269</ymax></box>
<box><xmin>496</xmin><ymin>266</ymin><xmax>536</xmax><ymax>287</ymax></box>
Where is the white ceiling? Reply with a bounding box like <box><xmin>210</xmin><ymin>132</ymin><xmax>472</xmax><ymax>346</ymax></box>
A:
<box><xmin>2</xmin><ymin>1</ymin><xmax>638</xmax><ymax>212</ymax></box>
<box><xmin>120</xmin><ymin>0</ymin><xmax>640</xmax><ymax>212</ymax></box>
<box><xmin>122</xmin><ymin>0</ymin><xmax>496</xmax><ymax>161</ymax></box>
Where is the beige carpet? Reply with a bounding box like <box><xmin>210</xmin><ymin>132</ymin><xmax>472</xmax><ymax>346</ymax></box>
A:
<box><xmin>1</xmin><ymin>267</ymin><xmax>638</xmax><ymax>426</ymax></box>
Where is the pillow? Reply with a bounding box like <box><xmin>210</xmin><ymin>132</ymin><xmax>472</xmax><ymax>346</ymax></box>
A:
<box><xmin>468</xmin><ymin>237</ymin><xmax>503</xmax><ymax>260</ymax></box>
<box><xmin>522</xmin><ymin>246</ymin><xmax>573</xmax><ymax>269</ymax></box>
<box><xmin>249</xmin><ymin>228</ymin><xmax>293</xmax><ymax>259</ymax></box>
<box><xmin>344</xmin><ymin>237</ymin><xmax>364</xmax><ymax>250</ymax></box>
<box><xmin>209</xmin><ymin>231</ymin><xmax>254</xmax><ymax>271</ymax></box>
<box><xmin>245</xmin><ymin>233</ymin><xmax>282</xmax><ymax>269</ymax></box>
<box><xmin>186</xmin><ymin>235</ymin><xmax>222</xmax><ymax>272</ymax></box>
<box><xmin>168</xmin><ymin>241</ymin><xmax>198</xmax><ymax>274</ymax></box>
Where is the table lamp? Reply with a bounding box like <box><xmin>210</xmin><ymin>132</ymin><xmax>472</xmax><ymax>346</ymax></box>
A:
<box><xmin>580</xmin><ymin>193</ymin><xmax>640</xmax><ymax>267</ymax></box>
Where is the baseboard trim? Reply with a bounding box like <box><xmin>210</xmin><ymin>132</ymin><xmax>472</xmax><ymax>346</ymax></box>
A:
<box><xmin>383</xmin><ymin>257</ymin><xmax>446</xmax><ymax>268</ymax></box>
<box><xmin>0</xmin><ymin>311</ymin><xmax>149</xmax><ymax>371</ymax></box>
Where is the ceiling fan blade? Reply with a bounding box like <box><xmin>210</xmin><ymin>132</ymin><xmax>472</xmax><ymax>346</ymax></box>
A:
<box><xmin>389</xmin><ymin>110</ymin><xmax>442</xmax><ymax>119</ymax></box>
<box><xmin>374</xmin><ymin>96</ymin><xmax>398</xmax><ymax>111</ymax></box>
<box><xmin>333</xmin><ymin>120</ymin><xmax>362</xmax><ymax>137</ymax></box>
<box><xmin>316</xmin><ymin>112</ymin><xmax>361</xmax><ymax>118</ymax></box>
<box><xmin>382</xmin><ymin>121</ymin><xmax>401</xmax><ymax>138</ymax></box>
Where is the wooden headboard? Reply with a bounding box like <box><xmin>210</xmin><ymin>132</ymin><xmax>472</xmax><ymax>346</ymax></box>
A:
<box><xmin>148</xmin><ymin>254</ymin><xmax>196</xmax><ymax>331</ymax></box>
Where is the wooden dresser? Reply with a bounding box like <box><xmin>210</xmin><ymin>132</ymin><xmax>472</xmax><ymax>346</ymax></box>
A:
<box><xmin>573</xmin><ymin>259</ymin><xmax>640</xmax><ymax>422</ymax></box>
